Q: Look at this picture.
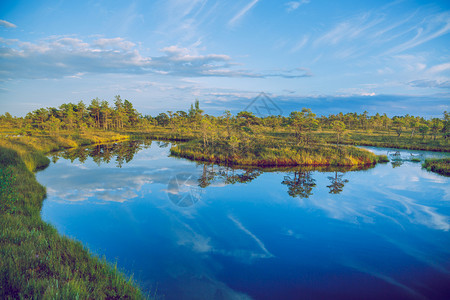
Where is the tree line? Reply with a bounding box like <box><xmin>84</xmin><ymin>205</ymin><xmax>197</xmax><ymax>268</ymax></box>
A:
<box><xmin>0</xmin><ymin>96</ymin><xmax>449</xmax><ymax>141</ymax></box>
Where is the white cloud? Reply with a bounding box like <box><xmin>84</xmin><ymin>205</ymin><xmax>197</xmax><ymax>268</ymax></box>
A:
<box><xmin>0</xmin><ymin>20</ymin><xmax>17</xmax><ymax>28</ymax></box>
<box><xmin>428</xmin><ymin>62</ymin><xmax>450</xmax><ymax>74</ymax></box>
<box><xmin>0</xmin><ymin>37</ymin><xmax>312</xmax><ymax>80</ymax></box>
<box><xmin>0</xmin><ymin>37</ymin><xmax>150</xmax><ymax>79</ymax></box>
<box><xmin>285</xmin><ymin>0</ymin><xmax>310</xmax><ymax>13</ymax></box>
<box><xmin>393</xmin><ymin>54</ymin><xmax>427</xmax><ymax>72</ymax></box>
<box><xmin>93</xmin><ymin>38</ymin><xmax>136</xmax><ymax>50</ymax></box>
<box><xmin>228</xmin><ymin>0</ymin><xmax>259</xmax><ymax>26</ymax></box>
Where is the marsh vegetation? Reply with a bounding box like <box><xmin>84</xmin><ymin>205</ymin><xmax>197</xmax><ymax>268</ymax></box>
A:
<box><xmin>0</xmin><ymin>97</ymin><xmax>449</xmax><ymax>298</ymax></box>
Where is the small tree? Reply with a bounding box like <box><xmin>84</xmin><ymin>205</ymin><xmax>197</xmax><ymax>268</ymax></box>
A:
<box><xmin>419</xmin><ymin>124</ymin><xmax>429</xmax><ymax>139</ymax></box>
<box><xmin>332</xmin><ymin>120</ymin><xmax>346</xmax><ymax>146</ymax></box>
<box><xmin>430</xmin><ymin>118</ymin><xmax>443</xmax><ymax>141</ymax></box>
<box><xmin>443</xmin><ymin>111</ymin><xmax>450</xmax><ymax>139</ymax></box>
<box><xmin>200</xmin><ymin>118</ymin><xmax>213</xmax><ymax>150</ymax></box>
<box><xmin>46</xmin><ymin>115</ymin><xmax>62</xmax><ymax>134</ymax></box>
<box><xmin>392</xmin><ymin>117</ymin><xmax>405</xmax><ymax>137</ymax></box>
<box><xmin>409</xmin><ymin>117</ymin><xmax>420</xmax><ymax>138</ymax></box>
<box><xmin>228</xmin><ymin>135</ymin><xmax>240</xmax><ymax>155</ymax></box>
<box><xmin>155</xmin><ymin>113</ymin><xmax>170</xmax><ymax>127</ymax></box>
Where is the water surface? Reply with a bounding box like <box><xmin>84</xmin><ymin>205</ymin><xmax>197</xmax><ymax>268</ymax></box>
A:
<box><xmin>38</xmin><ymin>142</ymin><xmax>450</xmax><ymax>299</ymax></box>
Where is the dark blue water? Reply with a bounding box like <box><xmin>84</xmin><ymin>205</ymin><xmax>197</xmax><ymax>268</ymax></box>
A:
<box><xmin>38</xmin><ymin>142</ymin><xmax>450</xmax><ymax>299</ymax></box>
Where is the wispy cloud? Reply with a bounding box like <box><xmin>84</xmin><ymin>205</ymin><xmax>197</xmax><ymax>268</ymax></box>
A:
<box><xmin>228</xmin><ymin>0</ymin><xmax>259</xmax><ymax>26</ymax></box>
<box><xmin>0</xmin><ymin>36</ymin><xmax>311</xmax><ymax>80</ymax></box>
<box><xmin>0</xmin><ymin>20</ymin><xmax>17</xmax><ymax>28</ymax></box>
<box><xmin>314</xmin><ymin>13</ymin><xmax>384</xmax><ymax>47</ymax></box>
<box><xmin>290</xmin><ymin>35</ymin><xmax>309</xmax><ymax>52</ymax></box>
<box><xmin>229</xmin><ymin>214</ymin><xmax>273</xmax><ymax>259</ymax></box>
<box><xmin>285</xmin><ymin>0</ymin><xmax>310</xmax><ymax>13</ymax></box>
<box><xmin>427</xmin><ymin>62</ymin><xmax>450</xmax><ymax>74</ymax></box>
<box><xmin>264</xmin><ymin>67</ymin><xmax>312</xmax><ymax>78</ymax></box>
<box><xmin>311</xmin><ymin>7</ymin><xmax>450</xmax><ymax>63</ymax></box>
<box><xmin>409</xmin><ymin>79</ymin><xmax>450</xmax><ymax>89</ymax></box>
<box><xmin>385</xmin><ymin>12</ymin><xmax>450</xmax><ymax>54</ymax></box>
<box><xmin>157</xmin><ymin>0</ymin><xmax>214</xmax><ymax>44</ymax></box>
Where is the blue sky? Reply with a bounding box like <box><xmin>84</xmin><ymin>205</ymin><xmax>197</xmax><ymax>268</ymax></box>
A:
<box><xmin>1</xmin><ymin>0</ymin><xmax>449</xmax><ymax>117</ymax></box>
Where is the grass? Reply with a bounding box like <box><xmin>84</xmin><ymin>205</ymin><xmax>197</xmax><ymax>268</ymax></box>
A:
<box><xmin>0</xmin><ymin>133</ymin><xmax>144</xmax><ymax>299</ymax></box>
<box><xmin>166</xmin><ymin>126</ymin><xmax>447</xmax><ymax>168</ymax></box>
<box><xmin>0</xmin><ymin>123</ymin><xmax>448</xmax><ymax>298</ymax></box>
<box><xmin>422</xmin><ymin>158</ymin><xmax>450</xmax><ymax>176</ymax></box>
<box><xmin>316</xmin><ymin>129</ymin><xmax>450</xmax><ymax>152</ymax></box>
<box><xmin>170</xmin><ymin>139</ymin><xmax>386</xmax><ymax>167</ymax></box>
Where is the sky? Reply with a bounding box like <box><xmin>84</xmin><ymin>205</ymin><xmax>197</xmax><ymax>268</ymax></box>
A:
<box><xmin>1</xmin><ymin>0</ymin><xmax>450</xmax><ymax>117</ymax></box>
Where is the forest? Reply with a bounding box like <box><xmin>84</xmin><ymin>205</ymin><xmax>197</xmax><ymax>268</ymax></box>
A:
<box><xmin>1</xmin><ymin>96</ymin><xmax>448</xmax><ymax>142</ymax></box>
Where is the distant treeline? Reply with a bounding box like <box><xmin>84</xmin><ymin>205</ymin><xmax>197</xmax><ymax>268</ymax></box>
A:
<box><xmin>0</xmin><ymin>96</ymin><xmax>449</xmax><ymax>140</ymax></box>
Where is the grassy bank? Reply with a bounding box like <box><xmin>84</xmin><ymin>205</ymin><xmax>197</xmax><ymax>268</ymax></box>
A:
<box><xmin>317</xmin><ymin>130</ymin><xmax>450</xmax><ymax>152</ymax></box>
<box><xmin>422</xmin><ymin>158</ymin><xmax>450</xmax><ymax>176</ymax></box>
<box><xmin>0</xmin><ymin>124</ymin><xmax>446</xmax><ymax>298</ymax></box>
<box><xmin>170</xmin><ymin>139</ymin><xmax>388</xmax><ymax>167</ymax></box>
<box><xmin>0</xmin><ymin>133</ymin><xmax>143</xmax><ymax>299</ymax></box>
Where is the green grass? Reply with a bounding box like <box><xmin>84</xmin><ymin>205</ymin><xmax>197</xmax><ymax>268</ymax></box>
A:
<box><xmin>0</xmin><ymin>136</ymin><xmax>144</xmax><ymax>299</ymax></box>
<box><xmin>170</xmin><ymin>139</ymin><xmax>385</xmax><ymax>167</ymax></box>
<box><xmin>0</xmin><ymin>123</ymin><xmax>448</xmax><ymax>298</ymax></box>
<box><xmin>422</xmin><ymin>158</ymin><xmax>450</xmax><ymax>176</ymax></box>
<box><xmin>317</xmin><ymin>129</ymin><xmax>450</xmax><ymax>152</ymax></box>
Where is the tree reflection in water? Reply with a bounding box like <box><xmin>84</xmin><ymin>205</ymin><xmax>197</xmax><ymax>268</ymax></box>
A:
<box><xmin>327</xmin><ymin>171</ymin><xmax>349</xmax><ymax>194</ymax></box>
<box><xmin>198</xmin><ymin>164</ymin><xmax>262</xmax><ymax>188</ymax></box>
<box><xmin>281</xmin><ymin>171</ymin><xmax>316</xmax><ymax>199</ymax></box>
<box><xmin>198</xmin><ymin>164</ymin><xmax>217</xmax><ymax>188</ymax></box>
<box><xmin>53</xmin><ymin>140</ymin><xmax>153</xmax><ymax>167</ymax></box>
<box><xmin>52</xmin><ymin>141</ymin><xmax>367</xmax><ymax>199</ymax></box>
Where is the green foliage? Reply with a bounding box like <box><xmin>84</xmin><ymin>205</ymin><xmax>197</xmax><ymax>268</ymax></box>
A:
<box><xmin>422</xmin><ymin>158</ymin><xmax>450</xmax><ymax>176</ymax></box>
<box><xmin>170</xmin><ymin>138</ymin><xmax>381</xmax><ymax>167</ymax></box>
<box><xmin>0</xmin><ymin>142</ymin><xmax>144</xmax><ymax>299</ymax></box>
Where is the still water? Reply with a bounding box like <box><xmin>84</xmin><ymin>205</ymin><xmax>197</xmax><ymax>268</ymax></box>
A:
<box><xmin>37</xmin><ymin>141</ymin><xmax>450</xmax><ymax>299</ymax></box>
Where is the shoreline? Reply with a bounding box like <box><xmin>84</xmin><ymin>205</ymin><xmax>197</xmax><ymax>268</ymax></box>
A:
<box><xmin>0</xmin><ymin>132</ymin><xmax>143</xmax><ymax>299</ymax></box>
<box><xmin>0</xmin><ymin>129</ymin><xmax>448</xmax><ymax>298</ymax></box>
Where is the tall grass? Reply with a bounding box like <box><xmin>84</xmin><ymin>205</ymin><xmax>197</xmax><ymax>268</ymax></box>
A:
<box><xmin>0</xmin><ymin>136</ymin><xmax>144</xmax><ymax>298</ymax></box>
<box><xmin>422</xmin><ymin>158</ymin><xmax>450</xmax><ymax>176</ymax></box>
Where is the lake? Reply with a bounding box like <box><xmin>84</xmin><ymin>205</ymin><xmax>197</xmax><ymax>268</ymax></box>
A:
<box><xmin>37</xmin><ymin>141</ymin><xmax>450</xmax><ymax>299</ymax></box>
